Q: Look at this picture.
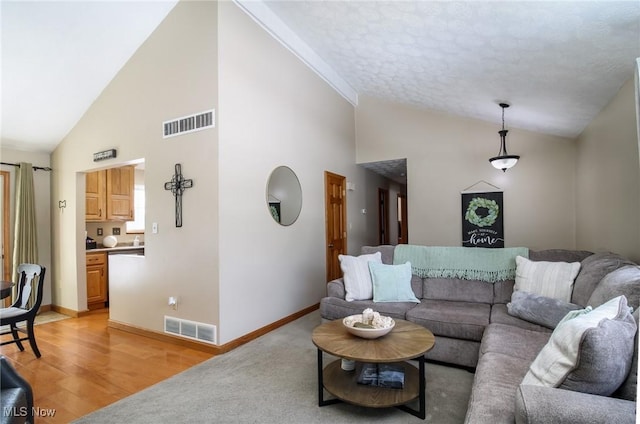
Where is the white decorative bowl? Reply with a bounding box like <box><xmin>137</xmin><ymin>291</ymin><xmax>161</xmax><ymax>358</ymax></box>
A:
<box><xmin>102</xmin><ymin>235</ymin><xmax>118</xmax><ymax>248</ymax></box>
<box><xmin>343</xmin><ymin>314</ymin><xmax>395</xmax><ymax>339</ymax></box>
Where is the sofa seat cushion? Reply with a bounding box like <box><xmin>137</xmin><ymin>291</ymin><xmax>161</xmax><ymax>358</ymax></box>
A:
<box><xmin>423</xmin><ymin>278</ymin><xmax>493</xmax><ymax>304</ymax></box>
<box><xmin>319</xmin><ymin>297</ymin><xmax>416</xmax><ymax>321</ymax></box>
<box><xmin>490</xmin><ymin>304</ymin><xmax>552</xmax><ymax>333</ymax></box>
<box><xmin>406</xmin><ymin>300</ymin><xmax>489</xmax><ymax>341</ymax></box>
<box><xmin>515</xmin><ymin>385</ymin><xmax>637</xmax><ymax>424</ymax></box>
<box><xmin>464</xmin><ymin>352</ymin><xmax>531</xmax><ymax>424</ymax></box>
<box><xmin>480</xmin><ymin>323</ymin><xmax>550</xmax><ymax>362</ymax></box>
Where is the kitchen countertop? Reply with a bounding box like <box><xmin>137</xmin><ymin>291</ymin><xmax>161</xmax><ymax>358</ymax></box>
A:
<box><xmin>86</xmin><ymin>244</ymin><xmax>144</xmax><ymax>253</ymax></box>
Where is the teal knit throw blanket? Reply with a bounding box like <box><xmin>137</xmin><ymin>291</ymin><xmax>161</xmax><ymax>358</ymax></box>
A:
<box><xmin>393</xmin><ymin>245</ymin><xmax>529</xmax><ymax>283</ymax></box>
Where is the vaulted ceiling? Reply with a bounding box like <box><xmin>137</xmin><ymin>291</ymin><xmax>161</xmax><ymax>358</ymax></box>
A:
<box><xmin>2</xmin><ymin>1</ymin><xmax>639</xmax><ymax>154</ymax></box>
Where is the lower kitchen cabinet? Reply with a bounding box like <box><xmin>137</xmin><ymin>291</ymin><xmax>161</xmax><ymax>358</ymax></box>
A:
<box><xmin>86</xmin><ymin>252</ymin><xmax>108</xmax><ymax>310</ymax></box>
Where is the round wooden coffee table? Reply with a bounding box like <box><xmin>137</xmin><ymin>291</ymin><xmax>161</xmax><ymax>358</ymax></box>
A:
<box><xmin>312</xmin><ymin>318</ymin><xmax>435</xmax><ymax>419</ymax></box>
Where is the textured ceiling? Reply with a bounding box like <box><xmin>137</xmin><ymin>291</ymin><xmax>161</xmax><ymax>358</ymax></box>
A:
<box><xmin>264</xmin><ymin>1</ymin><xmax>640</xmax><ymax>139</ymax></box>
<box><xmin>1</xmin><ymin>1</ymin><xmax>639</xmax><ymax>155</ymax></box>
<box><xmin>361</xmin><ymin>159</ymin><xmax>408</xmax><ymax>185</ymax></box>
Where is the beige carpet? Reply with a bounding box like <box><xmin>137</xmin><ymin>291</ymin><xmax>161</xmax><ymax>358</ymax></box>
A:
<box><xmin>74</xmin><ymin>310</ymin><xmax>474</xmax><ymax>423</ymax></box>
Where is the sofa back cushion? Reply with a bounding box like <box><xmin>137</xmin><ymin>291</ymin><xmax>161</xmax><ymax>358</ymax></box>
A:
<box><xmin>588</xmin><ymin>265</ymin><xmax>640</xmax><ymax>310</ymax></box>
<box><xmin>528</xmin><ymin>249</ymin><xmax>593</xmax><ymax>263</ymax></box>
<box><xmin>571</xmin><ymin>252</ymin><xmax>636</xmax><ymax>306</ymax></box>
<box><xmin>422</xmin><ymin>278</ymin><xmax>493</xmax><ymax>304</ymax></box>
<box><xmin>361</xmin><ymin>245</ymin><xmax>395</xmax><ymax>265</ymax></box>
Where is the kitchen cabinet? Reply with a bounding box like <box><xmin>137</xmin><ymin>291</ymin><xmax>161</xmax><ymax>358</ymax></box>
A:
<box><xmin>85</xmin><ymin>166</ymin><xmax>134</xmax><ymax>221</ymax></box>
<box><xmin>86</xmin><ymin>251</ymin><xmax>108</xmax><ymax>310</ymax></box>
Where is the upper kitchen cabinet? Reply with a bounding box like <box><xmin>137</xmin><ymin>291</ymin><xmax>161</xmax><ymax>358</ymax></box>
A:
<box><xmin>86</xmin><ymin>166</ymin><xmax>135</xmax><ymax>222</ymax></box>
<box><xmin>106</xmin><ymin>166</ymin><xmax>134</xmax><ymax>220</ymax></box>
<box><xmin>86</xmin><ymin>170</ymin><xmax>106</xmax><ymax>220</ymax></box>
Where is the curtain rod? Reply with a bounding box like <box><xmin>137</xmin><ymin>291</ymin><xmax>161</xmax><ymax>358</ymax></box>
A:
<box><xmin>0</xmin><ymin>161</ymin><xmax>52</xmax><ymax>172</ymax></box>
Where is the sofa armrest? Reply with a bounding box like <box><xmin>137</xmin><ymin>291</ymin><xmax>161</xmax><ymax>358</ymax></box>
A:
<box><xmin>327</xmin><ymin>278</ymin><xmax>346</xmax><ymax>299</ymax></box>
<box><xmin>515</xmin><ymin>384</ymin><xmax>636</xmax><ymax>424</ymax></box>
<box><xmin>1</xmin><ymin>355</ymin><xmax>33</xmax><ymax>424</ymax></box>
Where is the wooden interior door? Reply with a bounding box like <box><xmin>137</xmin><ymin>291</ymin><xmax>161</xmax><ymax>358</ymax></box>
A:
<box><xmin>378</xmin><ymin>188</ymin><xmax>389</xmax><ymax>245</ymax></box>
<box><xmin>397</xmin><ymin>193</ymin><xmax>408</xmax><ymax>244</ymax></box>
<box><xmin>325</xmin><ymin>172</ymin><xmax>346</xmax><ymax>282</ymax></box>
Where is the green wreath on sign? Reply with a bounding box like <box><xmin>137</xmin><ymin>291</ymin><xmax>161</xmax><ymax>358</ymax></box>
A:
<box><xmin>465</xmin><ymin>197</ymin><xmax>499</xmax><ymax>228</ymax></box>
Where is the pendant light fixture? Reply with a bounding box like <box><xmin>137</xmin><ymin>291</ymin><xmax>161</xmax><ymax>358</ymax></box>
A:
<box><xmin>489</xmin><ymin>103</ymin><xmax>519</xmax><ymax>172</ymax></box>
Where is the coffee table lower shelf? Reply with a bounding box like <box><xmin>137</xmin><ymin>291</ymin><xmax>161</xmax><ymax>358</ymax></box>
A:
<box><xmin>317</xmin><ymin>351</ymin><xmax>426</xmax><ymax>419</ymax></box>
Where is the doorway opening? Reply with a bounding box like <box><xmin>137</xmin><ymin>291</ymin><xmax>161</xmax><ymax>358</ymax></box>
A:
<box><xmin>360</xmin><ymin>159</ymin><xmax>408</xmax><ymax>245</ymax></box>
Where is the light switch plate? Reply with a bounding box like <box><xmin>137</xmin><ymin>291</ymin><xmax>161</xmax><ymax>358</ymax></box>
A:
<box><xmin>112</xmin><ymin>227</ymin><xmax>121</xmax><ymax>235</ymax></box>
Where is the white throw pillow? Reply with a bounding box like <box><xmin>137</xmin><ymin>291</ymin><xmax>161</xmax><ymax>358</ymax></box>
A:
<box><xmin>522</xmin><ymin>295</ymin><xmax>636</xmax><ymax>394</ymax></box>
<box><xmin>514</xmin><ymin>255</ymin><xmax>581</xmax><ymax>302</ymax></box>
<box><xmin>339</xmin><ymin>252</ymin><xmax>382</xmax><ymax>301</ymax></box>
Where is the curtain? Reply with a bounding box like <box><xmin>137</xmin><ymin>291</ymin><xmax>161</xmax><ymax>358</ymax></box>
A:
<box><xmin>11</xmin><ymin>162</ymin><xmax>38</xmax><ymax>302</ymax></box>
<box><xmin>636</xmin><ymin>58</ymin><xmax>640</xmax><ymax>162</ymax></box>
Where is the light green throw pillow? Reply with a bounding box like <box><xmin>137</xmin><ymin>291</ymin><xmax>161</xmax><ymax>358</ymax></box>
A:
<box><xmin>368</xmin><ymin>261</ymin><xmax>420</xmax><ymax>303</ymax></box>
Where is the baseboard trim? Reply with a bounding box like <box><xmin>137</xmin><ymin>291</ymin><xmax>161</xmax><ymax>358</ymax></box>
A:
<box><xmin>51</xmin><ymin>304</ymin><xmax>80</xmax><ymax>317</ymax></box>
<box><xmin>107</xmin><ymin>303</ymin><xmax>320</xmax><ymax>355</ymax></box>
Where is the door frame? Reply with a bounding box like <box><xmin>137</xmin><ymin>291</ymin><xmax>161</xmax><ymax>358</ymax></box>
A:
<box><xmin>324</xmin><ymin>171</ymin><xmax>347</xmax><ymax>282</ymax></box>
<box><xmin>397</xmin><ymin>192</ymin><xmax>408</xmax><ymax>244</ymax></box>
<box><xmin>378</xmin><ymin>188</ymin><xmax>389</xmax><ymax>245</ymax></box>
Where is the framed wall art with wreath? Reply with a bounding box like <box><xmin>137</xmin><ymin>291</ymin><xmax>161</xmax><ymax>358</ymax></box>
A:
<box><xmin>461</xmin><ymin>191</ymin><xmax>504</xmax><ymax>248</ymax></box>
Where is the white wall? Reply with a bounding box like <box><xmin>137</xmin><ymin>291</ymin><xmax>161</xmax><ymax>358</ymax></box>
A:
<box><xmin>355</xmin><ymin>96</ymin><xmax>579</xmax><ymax>250</ymax></box>
<box><xmin>576</xmin><ymin>78</ymin><xmax>640</xmax><ymax>262</ymax></box>
<box><xmin>217</xmin><ymin>2</ymin><xmax>371</xmax><ymax>342</ymax></box>
<box><xmin>0</xmin><ymin>148</ymin><xmax>52</xmax><ymax>306</ymax></box>
<box><xmin>51</xmin><ymin>1</ymin><xmax>219</xmax><ymax>330</ymax></box>
<box><xmin>48</xmin><ymin>0</ymin><xmax>377</xmax><ymax>345</ymax></box>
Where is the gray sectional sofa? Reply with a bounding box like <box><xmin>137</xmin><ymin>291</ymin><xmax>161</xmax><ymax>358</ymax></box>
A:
<box><xmin>319</xmin><ymin>245</ymin><xmax>639</xmax><ymax>424</ymax></box>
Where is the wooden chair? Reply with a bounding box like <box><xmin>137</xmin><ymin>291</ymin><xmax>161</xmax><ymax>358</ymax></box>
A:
<box><xmin>0</xmin><ymin>264</ymin><xmax>46</xmax><ymax>358</ymax></box>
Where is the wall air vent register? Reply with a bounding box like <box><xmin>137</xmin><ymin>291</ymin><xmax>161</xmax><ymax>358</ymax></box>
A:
<box><xmin>163</xmin><ymin>109</ymin><xmax>215</xmax><ymax>138</ymax></box>
<box><xmin>164</xmin><ymin>316</ymin><xmax>217</xmax><ymax>344</ymax></box>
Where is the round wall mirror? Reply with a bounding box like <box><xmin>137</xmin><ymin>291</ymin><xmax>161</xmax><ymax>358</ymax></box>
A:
<box><xmin>266</xmin><ymin>166</ymin><xmax>302</xmax><ymax>226</ymax></box>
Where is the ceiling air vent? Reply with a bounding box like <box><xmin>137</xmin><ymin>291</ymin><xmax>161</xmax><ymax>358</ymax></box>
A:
<box><xmin>164</xmin><ymin>316</ymin><xmax>217</xmax><ymax>345</ymax></box>
<box><xmin>163</xmin><ymin>109</ymin><xmax>215</xmax><ymax>138</ymax></box>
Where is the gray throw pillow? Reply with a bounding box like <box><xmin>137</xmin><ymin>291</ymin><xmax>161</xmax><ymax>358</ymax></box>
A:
<box><xmin>523</xmin><ymin>295</ymin><xmax>637</xmax><ymax>396</ymax></box>
<box><xmin>507</xmin><ymin>291</ymin><xmax>582</xmax><ymax>329</ymax></box>
<box><xmin>559</xmin><ymin>296</ymin><xmax>637</xmax><ymax>395</ymax></box>
<box><xmin>588</xmin><ymin>265</ymin><xmax>640</xmax><ymax>310</ymax></box>
<box><xmin>613</xmin><ymin>309</ymin><xmax>639</xmax><ymax>401</ymax></box>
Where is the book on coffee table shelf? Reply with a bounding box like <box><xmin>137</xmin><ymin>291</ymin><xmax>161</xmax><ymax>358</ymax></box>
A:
<box><xmin>357</xmin><ymin>363</ymin><xmax>405</xmax><ymax>389</ymax></box>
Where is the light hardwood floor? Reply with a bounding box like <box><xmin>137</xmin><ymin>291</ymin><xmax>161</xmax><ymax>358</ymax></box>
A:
<box><xmin>0</xmin><ymin>310</ymin><xmax>214</xmax><ymax>423</ymax></box>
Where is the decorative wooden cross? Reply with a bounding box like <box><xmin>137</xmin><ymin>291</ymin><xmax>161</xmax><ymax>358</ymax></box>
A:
<box><xmin>164</xmin><ymin>163</ymin><xmax>193</xmax><ymax>227</ymax></box>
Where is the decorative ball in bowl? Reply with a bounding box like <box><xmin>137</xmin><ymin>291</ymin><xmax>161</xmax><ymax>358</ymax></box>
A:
<box><xmin>343</xmin><ymin>314</ymin><xmax>395</xmax><ymax>339</ymax></box>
